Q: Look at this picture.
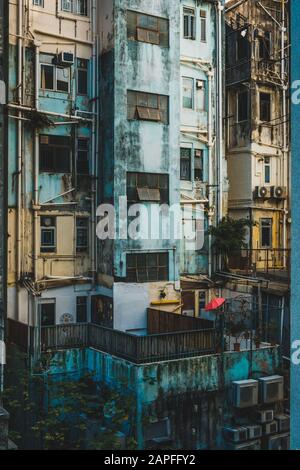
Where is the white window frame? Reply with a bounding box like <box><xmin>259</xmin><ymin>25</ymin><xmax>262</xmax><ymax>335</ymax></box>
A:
<box><xmin>61</xmin><ymin>0</ymin><xmax>88</xmax><ymax>16</ymax></box>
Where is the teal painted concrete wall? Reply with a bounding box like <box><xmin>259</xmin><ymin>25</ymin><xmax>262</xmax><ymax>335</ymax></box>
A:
<box><xmin>46</xmin><ymin>346</ymin><xmax>281</xmax><ymax>449</ymax></box>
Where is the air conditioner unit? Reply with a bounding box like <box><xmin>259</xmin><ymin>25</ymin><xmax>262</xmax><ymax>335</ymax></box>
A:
<box><xmin>253</xmin><ymin>409</ymin><xmax>274</xmax><ymax>424</ymax></box>
<box><xmin>246</xmin><ymin>424</ymin><xmax>262</xmax><ymax>440</ymax></box>
<box><xmin>275</xmin><ymin>414</ymin><xmax>290</xmax><ymax>433</ymax></box>
<box><xmin>259</xmin><ymin>375</ymin><xmax>284</xmax><ymax>404</ymax></box>
<box><xmin>232</xmin><ymin>380</ymin><xmax>259</xmax><ymax>408</ymax></box>
<box><xmin>227</xmin><ymin>440</ymin><xmax>261</xmax><ymax>451</ymax></box>
<box><xmin>144</xmin><ymin>418</ymin><xmax>172</xmax><ymax>444</ymax></box>
<box><xmin>271</xmin><ymin>186</ymin><xmax>287</xmax><ymax>200</ymax></box>
<box><xmin>254</xmin><ymin>186</ymin><xmax>271</xmax><ymax>199</ymax></box>
<box><xmin>267</xmin><ymin>433</ymin><xmax>290</xmax><ymax>451</ymax></box>
<box><xmin>57</xmin><ymin>52</ymin><xmax>74</xmax><ymax>67</ymax></box>
<box><xmin>196</xmin><ymin>80</ymin><xmax>204</xmax><ymax>90</ymax></box>
<box><xmin>263</xmin><ymin>420</ymin><xmax>278</xmax><ymax>435</ymax></box>
<box><xmin>223</xmin><ymin>426</ymin><xmax>248</xmax><ymax>443</ymax></box>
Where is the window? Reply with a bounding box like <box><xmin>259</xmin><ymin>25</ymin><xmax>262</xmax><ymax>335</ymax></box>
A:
<box><xmin>182</xmin><ymin>78</ymin><xmax>194</xmax><ymax>109</ymax></box>
<box><xmin>261</xmin><ymin>218</ymin><xmax>272</xmax><ymax>248</ymax></box>
<box><xmin>194</xmin><ymin>149</ymin><xmax>204</xmax><ymax>181</ymax></box>
<box><xmin>237</xmin><ymin>90</ymin><xmax>249</xmax><ymax>122</ymax></box>
<box><xmin>77</xmin><ymin>138</ymin><xmax>89</xmax><ymax>174</ymax></box>
<box><xmin>76</xmin><ymin>218</ymin><xmax>89</xmax><ymax>252</ymax></box>
<box><xmin>40</xmin><ymin>135</ymin><xmax>71</xmax><ymax>173</ymax></box>
<box><xmin>33</xmin><ymin>0</ymin><xmax>44</xmax><ymax>6</ymax></box>
<box><xmin>41</xmin><ymin>217</ymin><xmax>56</xmax><ymax>253</ymax></box>
<box><xmin>127</xmin><ymin>252</ymin><xmax>169</xmax><ymax>283</ymax></box>
<box><xmin>200</xmin><ymin>10</ymin><xmax>207</xmax><ymax>42</ymax></box>
<box><xmin>77</xmin><ymin>58</ymin><xmax>88</xmax><ymax>95</ymax></box>
<box><xmin>237</xmin><ymin>31</ymin><xmax>249</xmax><ymax>61</ymax></box>
<box><xmin>180</xmin><ymin>148</ymin><xmax>191</xmax><ymax>181</ymax></box>
<box><xmin>40</xmin><ymin>53</ymin><xmax>70</xmax><ymax>93</ymax></box>
<box><xmin>264</xmin><ymin>157</ymin><xmax>271</xmax><ymax>184</ymax></box>
<box><xmin>127</xmin><ymin>172</ymin><xmax>169</xmax><ymax>204</ymax></box>
<box><xmin>183</xmin><ymin>7</ymin><xmax>195</xmax><ymax>40</ymax></box>
<box><xmin>61</xmin><ymin>0</ymin><xmax>88</xmax><ymax>16</ymax></box>
<box><xmin>40</xmin><ymin>302</ymin><xmax>55</xmax><ymax>327</ymax></box>
<box><xmin>196</xmin><ymin>80</ymin><xmax>206</xmax><ymax>110</ymax></box>
<box><xmin>127</xmin><ymin>91</ymin><xmax>169</xmax><ymax>124</ymax></box>
<box><xmin>76</xmin><ymin>297</ymin><xmax>87</xmax><ymax>323</ymax></box>
<box><xmin>260</xmin><ymin>92</ymin><xmax>271</xmax><ymax>122</ymax></box>
<box><xmin>259</xmin><ymin>32</ymin><xmax>271</xmax><ymax>60</ymax></box>
<box><xmin>127</xmin><ymin>11</ymin><xmax>169</xmax><ymax>47</ymax></box>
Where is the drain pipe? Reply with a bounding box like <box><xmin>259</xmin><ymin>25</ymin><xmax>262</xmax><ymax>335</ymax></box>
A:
<box><xmin>216</xmin><ymin>0</ymin><xmax>224</xmax><ymax>223</ymax></box>
<box><xmin>208</xmin><ymin>70</ymin><xmax>214</xmax><ymax>278</ymax></box>
<box><xmin>90</xmin><ymin>0</ymin><xmax>97</xmax><ymax>284</ymax></box>
<box><xmin>17</xmin><ymin>0</ymin><xmax>23</xmax><ymax>321</ymax></box>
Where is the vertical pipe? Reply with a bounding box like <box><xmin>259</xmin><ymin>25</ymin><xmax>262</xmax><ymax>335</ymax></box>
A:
<box><xmin>281</xmin><ymin>0</ymin><xmax>288</xmax><ymax>267</ymax></box>
<box><xmin>208</xmin><ymin>70</ymin><xmax>213</xmax><ymax>277</ymax></box>
<box><xmin>17</xmin><ymin>0</ymin><xmax>23</xmax><ymax>322</ymax></box>
<box><xmin>216</xmin><ymin>1</ymin><xmax>224</xmax><ymax>223</ymax></box>
<box><xmin>90</xmin><ymin>0</ymin><xmax>97</xmax><ymax>283</ymax></box>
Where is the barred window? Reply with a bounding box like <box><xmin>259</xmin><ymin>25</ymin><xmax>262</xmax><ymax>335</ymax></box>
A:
<box><xmin>40</xmin><ymin>135</ymin><xmax>71</xmax><ymax>173</ymax></box>
<box><xmin>127</xmin><ymin>252</ymin><xmax>169</xmax><ymax>283</ymax></box>
<box><xmin>127</xmin><ymin>90</ymin><xmax>169</xmax><ymax>124</ymax></box>
<box><xmin>61</xmin><ymin>0</ymin><xmax>88</xmax><ymax>16</ymax></box>
<box><xmin>127</xmin><ymin>172</ymin><xmax>169</xmax><ymax>204</ymax></box>
<box><xmin>127</xmin><ymin>10</ymin><xmax>169</xmax><ymax>47</ymax></box>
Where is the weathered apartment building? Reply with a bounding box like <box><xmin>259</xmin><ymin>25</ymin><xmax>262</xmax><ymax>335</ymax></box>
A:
<box><xmin>7</xmin><ymin>0</ymin><xmax>99</xmax><ymax>340</ymax></box>
<box><xmin>223</xmin><ymin>0</ymin><xmax>290</xmax><ymax>353</ymax></box>
<box><xmin>2</xmin><ymin>0</ymin><xmax>289</xmax><ymax>451</ymax></box>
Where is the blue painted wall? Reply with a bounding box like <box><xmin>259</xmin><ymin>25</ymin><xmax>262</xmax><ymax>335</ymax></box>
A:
<box><xmin>291</xmin><ymin>0</ymin><xmax>300</xmax><ymax>451</ymax></box>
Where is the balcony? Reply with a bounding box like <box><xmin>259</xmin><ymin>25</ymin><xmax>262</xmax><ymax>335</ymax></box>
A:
<box><xmin>7</xmin><ymin>310</ymin><xmax>216</xmax><ymax>364</ymax></box>
<box><xmin>227</xmin><ymin>249</ymin><xmax>290</xmax><ymax>282</ymax></box>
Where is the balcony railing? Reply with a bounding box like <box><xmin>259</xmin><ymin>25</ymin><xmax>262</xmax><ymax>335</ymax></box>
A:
<box><xmin>227</xmin><ymin>249</ymin><xmax>290</xmax><ymax>278</ymax></box>
<box><xmin>8</xmin><ymin>314</ymin><xmax>216</xmax><ymax>364</ymax></box>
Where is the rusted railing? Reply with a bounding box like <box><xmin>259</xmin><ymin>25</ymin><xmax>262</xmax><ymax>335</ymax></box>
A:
<box><xmin>8</xmin><ymin>319</ymin><xmax>216</xmax><ymax>364</ymax></box>
<box><xmin>227</xmin><ymin>249</ymin><xmax>290</xmax><ymax>276</ymax></box>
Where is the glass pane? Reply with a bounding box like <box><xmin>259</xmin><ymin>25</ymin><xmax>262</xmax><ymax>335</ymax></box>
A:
<box><xmin>183</xmin><ymin>78</ymin><xmax>193</xmax><ymax>109</ymax></box>
<box><xmin>57</xmin><ymin>67</ymin><xmax>70</xmax><ymax>92</ymax></box>
<box><xmin>78</xmin><ymin>69</ymin><xmax>88</xmax><ymax>94</ymax></box>
<box><xmin>41</xmin><ymin>64</ymin><xmax>54</xmax><ymax>90</ymax></box>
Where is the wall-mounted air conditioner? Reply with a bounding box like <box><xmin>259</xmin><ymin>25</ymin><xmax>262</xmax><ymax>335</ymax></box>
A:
<box><xmin>232</xmin><ymin>380</ymin><xmax>259</xmax><ymax>408</ymax></box>
<box><xmin>253</xmin><ymin>409</ymin><xmax>274</xmax><ymax>424</ymax></box>
<box><xmin>271</xmin><ymin>186</ymin><xmax>287</xmax><ymax>200</ymax></box>
<box><xmin>254</xmin><ymin>186</ymin><xmax>271</xmax><ymax>199</ymax></box>
<box><xmin>263</xmin><ymin>421</ymin><xmax>278</xmax><ymax>436</ymax></box>
<box><xmin>259</xmin><ymin>376</ymin><xmax>284</xmax><ymax>404</ymax></box>
<box><xmin>275</xmin><ymin>415</ymin><xmax>290</xmax><ymax>433</ymax></box>
<box><xmin>223</xmin><ymin>426</ymin><xmax>248</xmax><ymax>443</ymax></box>
<box><xmin>227</xmin><ymin>440</ymin><xmax>261</xmax><ymax>451</ymax></box>
<box><xmin>57</xmin><ymin>52</ymin><xmax>74</xmax><ymax>67</ymax></box>
<box><xmin>267</xmin><ymin>433</ymin><xmax>290</xmax><ymax>451</ymax></box>
<box><xmin>246</xmin><ymin>424</ymin><xmax>262</xmax><ymax>440</ymax></box>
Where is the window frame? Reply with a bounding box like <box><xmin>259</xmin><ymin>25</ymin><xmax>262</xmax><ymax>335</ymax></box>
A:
<box><xmin>237</xmin><ymin>90</ymin><xmax>249</xmax><ymax>123</ymax></box>
<box><xmin>183</xmin><ymin>7</ymin><xmax>196</xmax><ymax>40</ymax></box>
<box><xmin>264</xmin><ymin>157</ymin><xmax>271</xmax><ymax>184</ymax></box>
<box><xmin>127</xmin><ymin>90</ymin><xmax>169</xmax><ymax>125</ymax></box>
<box><xmin>33</xmin><ymin>0</ymin><xmax>44</xmax><ymax>7</ymax></box>
<box><xmin>127</xmin><ymin>10</ymin><xmax>169</xmax><ymax>47</ymax></box>
<box><xmin>127</xmin><ymin>172</ymin><xmax>169</xmax><ymax>205</ymax></box>
<box><xmin>40</xmin><ymin>54</ymin><xmax>71</xmax><ymax>94</ymax></box>
<box><xmin>260</xmin><ymin>218</ymin><xmax>273</xmax><ymax>249</ymax></box>
<box><xmin>194</xmin><ymin>149</ymin><xmax>204</xmax><ymax>182</ymax></box>
<box><xmin>180</xmin><ymin>148</ymin><xmax>192</xmax><ymax>181</ymax></box>
<box><xmin>76</xmin><ymin>297</ymin><xmax>88</xmax><ymax>323</ymax></box>
<box><xmin>40</xmin><ymin>216</ymin><xmax>57</xmax><ymax>254</ymax></box>
<box><xmin>39</xmin><ymin>135</ymin><xmax>72</xmax><ymax>174</ymax></box>
<box><xmin>61</xmin><ymin>0</ymin><xmax>88</xmax><ymax>17</ymax></box>
<box><xmin>77</xmin><ymin>58</ymin><xmax>89</xmax><ymax>96</ymax></box>
<box><xmin>77</xmin><ymin>137</ymin><xmax>90</xmax><ymax>175</ymax></box>
<box><xmin>40</xmin><ymin>301</ymin><xmax>56</xmax><ymax>327</ymax></box>
<box><xmin>200</xmin><ymin>10</ymin><xmax>207</xmax><ymax>43</ymax></box>
<box><xmin>126</xmin><ymin>252</ymin><xmax>169</xmax><ymax>283</ymax></box>
<box><xmin>260</xmin><ymin>92</ymin><xmax>271</xmax><ymax>122</ymax></box>
<box><xmin>76</xmin><ymin>217</ymin><xmax>89</xmax><ymax>253</ymax></box>
<box><xmin>182</xmin><ymin>77</ymin><xmax>194</xmax><ymax>110</ymax></box>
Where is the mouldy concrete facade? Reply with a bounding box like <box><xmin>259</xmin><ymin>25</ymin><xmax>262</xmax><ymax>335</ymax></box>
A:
<box><xmin>225</xmin><ymin>0</ymin><xmax>290</xmax><ymax>266</ymax></box>
<box><xmin>180</xmin><ymin>0</ymin><xmax>227</xmax><ymax>317</ymax></box>
<box><xmin>7</xmin><ymin>1</ymin><xmax>101</xmax><ymax>333</ymax></box>
<box><xmin>47</xmin><ymin>345</ymin><xmax>282</xmax><ymax>450</ymax></box>
<box><xmin>98</xmin><ymin>0</ymin><xmax>182</xmax><ymax>332</ymax></box>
